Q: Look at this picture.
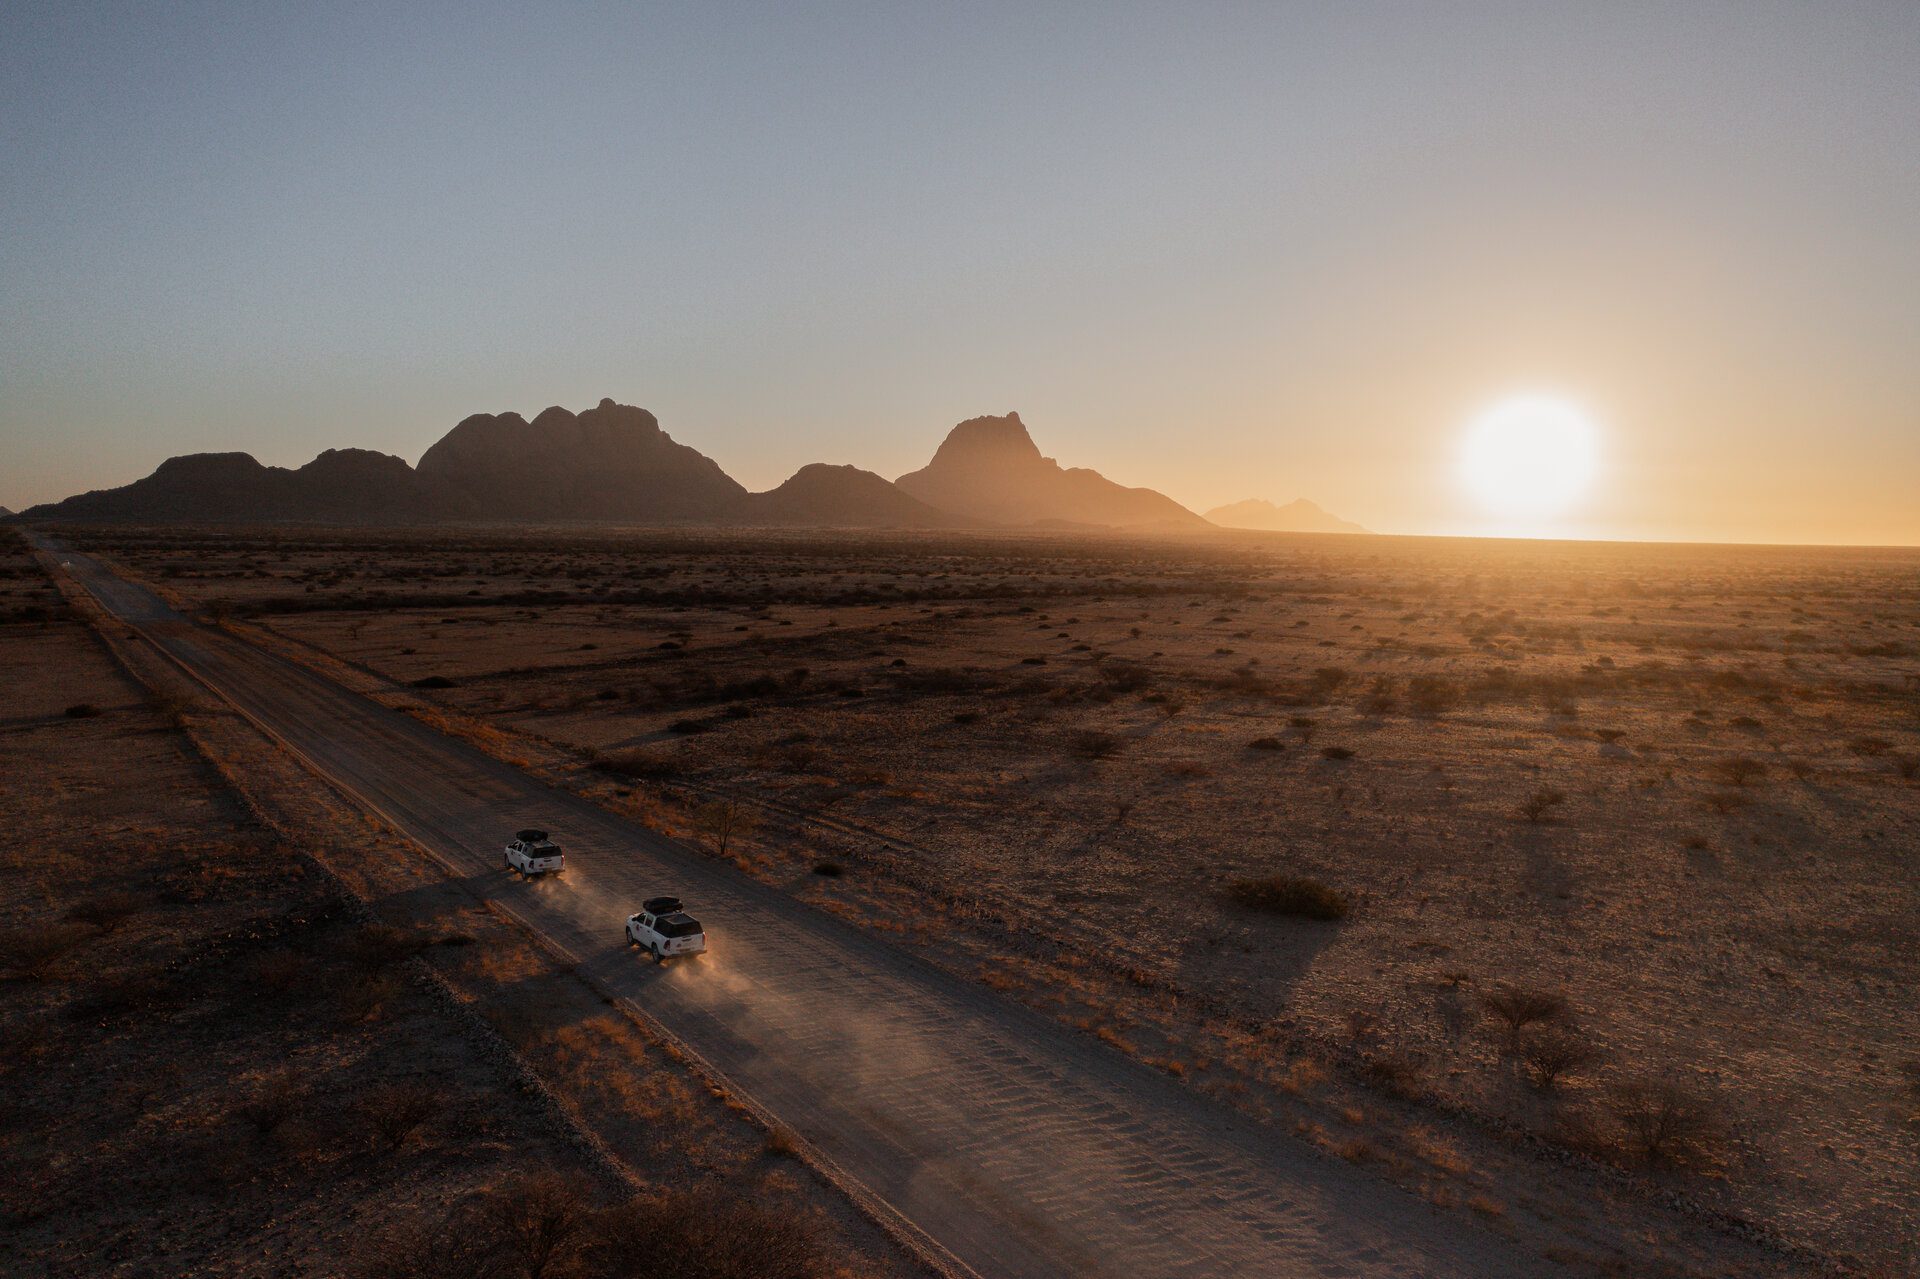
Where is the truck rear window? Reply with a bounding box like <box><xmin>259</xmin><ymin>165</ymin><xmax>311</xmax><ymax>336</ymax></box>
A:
<box><xmin>656</xmin><ymin>914</ymin><xmax>702</xmax><ymax>938</ymax></box>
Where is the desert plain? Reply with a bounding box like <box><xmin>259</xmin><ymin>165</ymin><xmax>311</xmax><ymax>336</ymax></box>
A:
<box><xmin>7</xmin><ymin>522</ymin><xmax>1918</xmax><ymax>1278</ymax></box>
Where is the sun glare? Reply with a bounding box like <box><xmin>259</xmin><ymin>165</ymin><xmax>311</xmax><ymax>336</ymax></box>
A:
<box><xmin>1460</xmin><ymin>395</ymin><xmax>1599</xmax><ymax>522</ymax></box>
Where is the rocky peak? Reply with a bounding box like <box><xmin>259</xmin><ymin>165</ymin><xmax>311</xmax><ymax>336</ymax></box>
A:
<box><xmin>924</xmin><ymin>413</ymin><xmax>1043</xmax><ymax>472</ymax></box>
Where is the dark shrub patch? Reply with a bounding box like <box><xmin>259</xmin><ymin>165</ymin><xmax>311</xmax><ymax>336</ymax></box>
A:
<box><xmin>812</xmin><ymin>861</ymin><xmax>844</xmax><ymax>878</ymax></box>
<box><xmin>668</xmin><ymin>718</ymin><xmax>707</xmax><ymax>734</ymax></box>
<box><xmin>1320</xmin><ymin>745</ymin><xmax>1355</xmax><ymax>761</ymax></box>
<box><xmin>1519</xmin><ymin>786</ymin><xmax>1567</xmax><ymax>822</ymax></box>
<box><xmin>597</xmin><ymin>749</ymin><xmax>683</xmax><ymax>780</ymax></box>
<box><xmin>1248</xmin><ymin>736</ymin><xmax>1284</xmax><ymax>751</ymax></box>
<box><xmin>1222</xmin><ymin>875</ymin><xmax>1349</xmax><ymax>921</ymax></box>
<box><xmin>1406</xmin><ymin>675</ymin><xmax>1459</xmax><ymax>716</ymax></box>
<box><xmin>410</xmin><ymin>675</ymin><xmax>456</xmax><ymax>690</ymax></box>
<box><xmin>65</xmin><ymin>893</ymin><xmax>140</xmax><ymax>935</ymax></box>
<box><xmin>63</xmin><ymin>702</ymin><xmax>101</xmax><ymax>718</ymax></box>
<box><xmin>1072</xmin><ymin>730</ymin><xmax>1123</xmax><ymax>760</ymax></box>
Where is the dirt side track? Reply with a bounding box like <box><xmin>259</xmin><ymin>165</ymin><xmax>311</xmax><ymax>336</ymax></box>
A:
<box><xmin>43</xmin><ymin>538</ymin><xmax>1551</xmax><ymax>1279</ymax></box>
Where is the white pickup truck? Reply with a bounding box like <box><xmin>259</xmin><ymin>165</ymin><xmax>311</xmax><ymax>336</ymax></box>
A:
<box><xmin>627</xmin><ymin>896</ymin><xmax>707</xmax><ymax>962</ymax></box>
<box><xmin>504</xmin><ymin>828</ymin><xmax>564</xmax><ymax>877</ymax></box>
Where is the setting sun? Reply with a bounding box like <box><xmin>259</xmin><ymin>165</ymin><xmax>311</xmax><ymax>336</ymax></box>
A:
<box><xmin>1460</xmin><ymin>395</ymin><xmax>1600</xmax><ymax>522</ymax></box>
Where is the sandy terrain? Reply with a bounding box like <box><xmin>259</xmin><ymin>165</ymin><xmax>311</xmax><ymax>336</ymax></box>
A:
<box><xmin>0</xmin><ymin>527</ymin><xmax>913</xmax><ymax>1279</ymax></box>
<box><xmin>51</xmin><ymin>523</ymin><xmax>1920</xmax><ymax>1276</ymax></box>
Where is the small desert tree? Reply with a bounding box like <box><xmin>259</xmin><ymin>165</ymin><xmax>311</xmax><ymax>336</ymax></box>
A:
<box><xmin>491</xmin><ymin>1174</ymin><xmax>596</xmax><ymax>1279</ymax></box>
<box><xmin>1480</xmin><ymin>983</ymin><xmax>1568</xmax><ymax>1051</ymax></box>
<box><xmin>694</xmin><ymin>799</ymin><xmax>757</xmax><ymax>859</ymax></box>
<box><xmin>1719</xmin><ymin>756</ymin><xmax>1768</xmax><ymax>787</ymax></box>
<box><xmin>1605</xmin><ymin>1077</ymin><xmax>1726</xmax><ymax>1169</ymax></box>
<box><xmin>1519</xmin><ymin>1026</ymin><xmax>1600</xmax><ymax>1090</ymax></box>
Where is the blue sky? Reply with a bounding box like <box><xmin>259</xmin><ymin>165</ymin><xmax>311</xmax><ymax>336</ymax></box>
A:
<box><xmin>4</xmin><ymin>2</ymin><xmax>1917</xmax><ymax>541</ymax></box>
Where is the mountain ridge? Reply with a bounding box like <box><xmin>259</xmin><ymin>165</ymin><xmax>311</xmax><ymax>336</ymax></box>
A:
<box><xmin>19</xmin><ymin>400</ymin><xmax>1280</xmax><ymax>533</ymax></box>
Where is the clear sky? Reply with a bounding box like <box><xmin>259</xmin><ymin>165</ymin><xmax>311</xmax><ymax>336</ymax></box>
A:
<box><xmin>4</xmin><ymin>2</ymin><xmax>1917</xmax><ymax>543</ymax></box>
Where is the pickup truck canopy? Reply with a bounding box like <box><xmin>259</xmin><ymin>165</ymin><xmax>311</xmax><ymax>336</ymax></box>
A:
<box><xmin>655</xmin><ymin>914</ymin><xmax>702</xmax><ymax>938</ymax></box>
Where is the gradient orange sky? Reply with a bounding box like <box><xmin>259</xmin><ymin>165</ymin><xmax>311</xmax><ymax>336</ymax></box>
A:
<box><xmin>4</xmin><ymin>4</ymin><xmax>1917</xmax><ymax>544</ymax></box>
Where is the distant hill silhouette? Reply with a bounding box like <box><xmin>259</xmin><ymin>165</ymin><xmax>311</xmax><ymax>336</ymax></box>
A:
<box><xmin>895</xmin><ymin>413</ymin><xmax>1205</xmax><ymax>529</ymax></box>
<box><xmin>745</xmin><ymin>464</ymin><xmax>969</xmax><ymax>527</ymax></box>
<box><xmin>1204</xmin><ymin>497</ymin><xmax>1369</xmax><ymax>535</ymax></box>
<box><xmin>23</xmin><ymin>449</ymin><xmax>477</xmax><ymax>524</ymax></box>
<box><xmin>416</xmin><ymin>399</ymin><xmax>748</xmax><ymax>522</ymax></box>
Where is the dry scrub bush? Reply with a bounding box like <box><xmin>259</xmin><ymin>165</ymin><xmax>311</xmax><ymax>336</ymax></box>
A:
<box><xmin>247</xmin><ymin>947</ymin><xmax>313</xmax><ymax>994</ymax></box>
<box><xmin>595</xmin><ymin>749</ymin><xmax>683</xmax><ymax>781</ymax></box>
<box><xmin>1480</xmin><ymin>984</ymin><xmax>1568</xmax><ymax>1050</ymax></box>
<box><xmin>1604</xmin><ymin>1078</ymin><xmax>1727</xmax><ymax>1170</ymax></box>
<box><xmin>147</xmin><ymin>690</ymin><xmax>199</xmax><ymax>723</ymax></box>
<box><xmin>1357</xmin><ymin>677</ymin><xmax>1398</xmax><ymax>715</ymax></box>
<box><xmin>352</xmin><ymin>1173</ymin><xmax>828</xmax><ymax>1279</ymax></box>
<box><xmin>240</xmin><ymin>1072</ymin><xmax>310</xmax><ymax>1138</ymax></box>
<box><xmin>348</xmin><ymin>923</ymin><xmax>431</xmax><ymax>971</ymax></box>
<box><xmin>1356</xmin><ymin>1041</ymin><xmax>1427</xmax><ymax>1098</ymax></box>
<box><xmin>1718</xmin><ymin>756</ymin><xmax>1768</xmax><ymax>786</ymax></box>
<box><xmin>1222</xmin><ymin>876</ymin><xmax>1349</xmax><ymax>921</ymax></box>
<box><xmin>1406</xmin><ymin>675</ymin><xmax>1460</xmax><ymax>716</ymax></box>
<box><xmin>65</xmin><ymin>892</ymin><xmax>141</xmax><ymax>935</ymax></box>
<box><xmin>0</xmin><ymin>923</ymin><xmax>91</xmax><ymax>980</ymax></box>
<box><xmin>70</xmin><ymin>970</ymin><xmax>179</xmax><ymax>1022</ymax></box>
<box><xmin>1320</xmin><ymin>745</ymin><xmax>1355</xmax><ymax>761</ymax></box>
<box><xmin>1519</xmin><ymin>1027</ymin><xmax>1600</xmax><ymax>1090</ymax></box>
<box><xmin>1072</xmin><ymin>730</ymin><xmax>1123</xmax><ymax>760</ymax></box>
<box><xmin>596</xmin><ymin>1188</ymin><xmax>827</xmax><ymax>1279</ymax></box>
<box><xmin>1518</xmin><ymin>787</ymin><xmax>1567</xmax><ymax>823</ymax></box>
<box><xmin>358</xmin><ymin>1080</ymin><xmax>443</xmax><ymax>1149</ymax></box>
<box><xmin>332</xmin><ymin>970</ymin><xmax>402</xmax><ymax>1023</ymax></box>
